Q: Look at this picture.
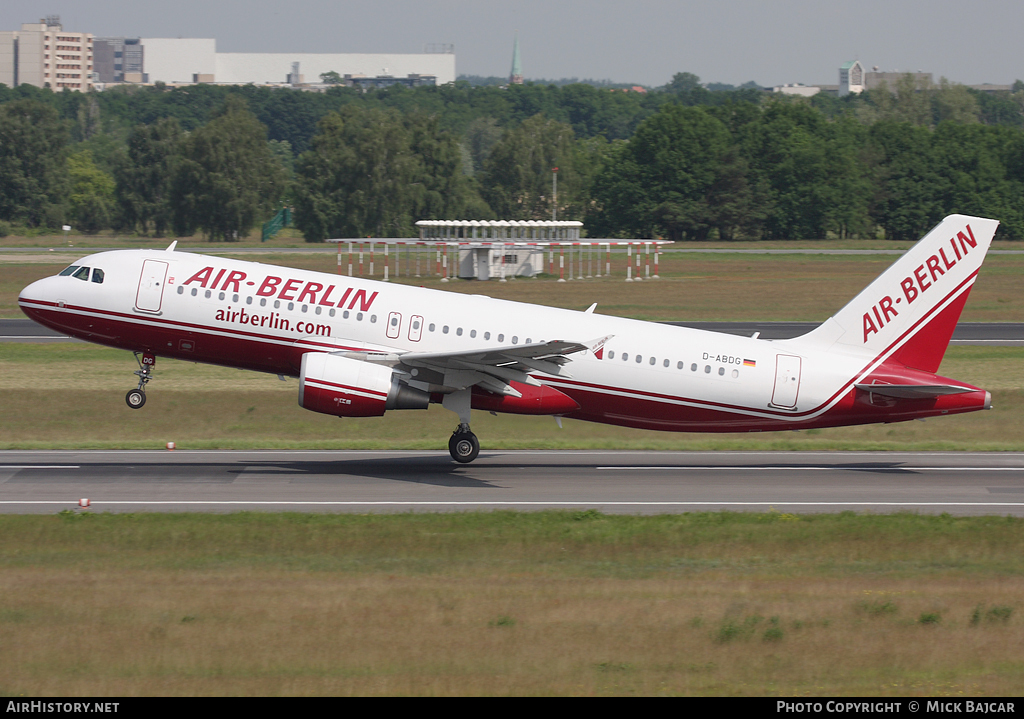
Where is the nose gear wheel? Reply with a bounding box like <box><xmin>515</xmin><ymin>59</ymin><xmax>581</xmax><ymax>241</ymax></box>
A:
<box><xmin>126</xmin><ymin>351</ymin><xmax>154</xmax><ymax>410</ymax></box>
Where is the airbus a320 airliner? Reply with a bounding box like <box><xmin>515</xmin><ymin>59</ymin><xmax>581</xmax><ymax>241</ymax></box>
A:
<box><xmin>19</xmin><ymin>214</ymin><xmax>996</xmax><ymax>463</ymax></box>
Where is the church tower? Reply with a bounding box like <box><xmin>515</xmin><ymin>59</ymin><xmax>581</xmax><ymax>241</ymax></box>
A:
<box><xmin>509</xmin><ymin>34</ymin><xmax>523</xmax><ymax>85</ymax></box>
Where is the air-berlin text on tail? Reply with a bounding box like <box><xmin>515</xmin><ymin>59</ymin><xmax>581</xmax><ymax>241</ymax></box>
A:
<box><xmin>862</xmin><ymin>224</ymin><xmax>977</xmax><ymax>342</ymax></box>
<box><xmin>180</xmin><ymin>266</ymin><xmax>379</xmax><ymax>311</ymax></box>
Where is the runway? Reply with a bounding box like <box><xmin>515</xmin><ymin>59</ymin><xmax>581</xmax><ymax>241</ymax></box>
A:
<box><xmin>4</xmin><ymin>318</ymin><xmax>1024</xmax><ymax>345</ymax></box>
<box><xmin>2</xmin><ymin>450</ymin><xmax>1023</xmax><ymax>516</ymax></box>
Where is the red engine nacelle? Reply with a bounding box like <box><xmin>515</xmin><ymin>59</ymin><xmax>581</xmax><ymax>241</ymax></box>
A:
<box><xmin>299</xmin><ymin>352</ymin><xmax>430</xmax><ymax>417</ymax></box>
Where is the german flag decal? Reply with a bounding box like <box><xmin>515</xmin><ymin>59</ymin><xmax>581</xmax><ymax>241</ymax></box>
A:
<box><xmin>743</xmin><ymin>359</ymin><xmax>756</xmax><ymax>367</ymax></box>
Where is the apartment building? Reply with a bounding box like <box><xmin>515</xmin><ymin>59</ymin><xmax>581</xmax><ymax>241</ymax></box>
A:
<box><xmin>0</xmin><ymin>16</ymin><xmax>93</xmax><ymax>91</ymax></box>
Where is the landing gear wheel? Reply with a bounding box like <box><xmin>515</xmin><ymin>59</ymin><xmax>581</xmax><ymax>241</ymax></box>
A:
<box><xmin>449</xmin><ymin>430</ymin><xmax>480</xmax><ymax>464</ymax></box>
<box><xmin>125</xmin><ymin>389</ymin><xmax>146</xmax><ymax>409</ymax></box>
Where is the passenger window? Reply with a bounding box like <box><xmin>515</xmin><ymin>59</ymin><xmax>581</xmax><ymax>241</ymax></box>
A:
<box><xmin>691</xmin><ymin>363</ymin><xmax>697</xmax><ymax>372</ymax></box>
<box><xmin>206</xmin><ymin>290</ymin><xmax>212</xmax><ymax>299</ymax></box>
<box><xmin>526</xmin><ymin>338</ymin><xmax>532</xmax><ymax>344</ymax></box>
<box><xmin>357</xmin><ymin>312</ymin><xmax>364</xmax><ymax>321</ymax></box>
<box><xmin>677</xmin><ymin>361</ymin><xmax>683</xmax><ymax>369</ymax></box>
<box><xmin>391</xmin><ymin>316</ymin><xmax>399</xmax><ymax>327</ymax></box>
<box><xmin>705</xmin><ymin>365</ymin><xmax>711</xmax><ymax>373</ymax></box>
<box><xmin>260</xmin><ymin>298</ymin><xmax>266</xmax><ymax>306</ymax></box>
<box><xmin>457</xmin><ymin>328</ymin><xmax>463</xmax><ymax>336</ymax></box>
<box><xmin>470</xmin><ymin>330</ymin><xmax>477</xmax><ymax>338</ymax></box>
<box><xmin>91</xmin><ymin>268</ymin><xmax>104</xmax><ymax>284</ymax></box>
<box><xmin>301</xmin><ymin>304</ymin><xmax>308</xmax><ymax>313</ymax></box>
<box><xmin>650</xmin><ymin>357</ymin><xmax>656</xmax><ymax>366</ymax></box>
<box><xmin>608</xmin><ymin>350</ymin><xmax>615</xmax><ymax>359</ymax></box>
<box><xmin>72</xmin><ymin>266</ymin><xmax>90</xmax><ymax>281</ymax></box>
<box><xmin>315</xmin><ymin>306</ymin><xmax>322</xmax><ymax>315</ymax></box>
<box><xmin>344</xmin><ymin>311</ymin><xmax>350</xmax><ymax>319</ymax></box>
<box><xmin>512</xmin><ymin>336</ymin><xmax>518</xmax><ymax>344</ymax></box>
<box><xmin>246</xmin><ymin>296</ymin><xmax>253</xmax><ymax>305</ymax></box>
<box><xmin>636</xmin><ymin>355</ymin><xmax>642</xmax><ymax>363</ymax></box>
<box><xmin>718</xmin><ymin>367</ymin><xmax>725</xmax><ymax>376</ymax></box>
<box><xmin>274</xmin><ymin>300</ymin><xmax>280</xmax><ymax>309</ymax></box>
<box><xmin>287</xmin><ymin>302</ymin><xmax>294</xmax><ymax>311</ymax></box>
<box><xmin>219</xmin><ymin>292</ymin><xmax>226</xmax><ymax>301</ymax></box>
<box><xmin>192</xmin><ymin>288</ymin><xmax>198</xmax><ymax>297</ymax></box>
<box><xmin>443</xmin><ymin>325</ymin><xmax>449</xmax><ymax>334</ymax></box>
<box><xmin>59</xmin><ymin>265</ymin><xmax>80</xmax><ymax>276</ymax></box>
<box><xmin>498</xmin><ymin>334</ymin><xmax>504</xmax><ymax>342</ymax></box>
<box><xmin>177</xmin><ymin>286</ymin><xmax>184</xmax><ymax>295</ymax></box>
<box><xmin>329</xmin><ymin>309</ymin><xmax>336</xmax><ymax>317</ymax></box>
<box><xmin>429</xmin><ymin>323</ymin><xmax>436</xmax><ymax>332</ymax></box>
<box><xmin>232</xmin><ymin>294</ymin><xmax>239</xmax><ymax>302</ymax></box>
<box><xmin>484</xmin><ymin>332</ymin><xmax>491</xmax><ymax>340</ymax></box>
<box><xmin>622</xmin><ymin>353</ymin><xmax>628</xmax><ymax>361</ymax></box>
<box><xmin>663</xmin><ymin>359</ymin><xmax>669</xmax><ymax>368</ymax></box>
<box><xmin>370</xmin><ymin>315</ymin><xmax>376</xmax><ymax>323</ymax></box>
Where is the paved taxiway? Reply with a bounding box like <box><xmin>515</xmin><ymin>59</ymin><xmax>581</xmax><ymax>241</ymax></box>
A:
<box><xmin>1</xmin><ymin>450</ymin><xmax>1023</xmax><ymax>516</ymax></box>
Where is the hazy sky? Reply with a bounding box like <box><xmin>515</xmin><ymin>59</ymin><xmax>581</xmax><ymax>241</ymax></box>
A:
<box><xmin>3</xmin><ymin>0</ymin><xmax>1022</xmax><ymax>87</ymax></box>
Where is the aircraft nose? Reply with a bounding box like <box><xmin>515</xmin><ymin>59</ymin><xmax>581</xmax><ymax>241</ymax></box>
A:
<box><xmin>19</xmin><ymin>277</ymin><xmax>50</xmax><ymax>305</ymax></box>
<box><xmin>18</xmin><ymin>277</ymin><xmax>59</xmax><ymax>320</ymax></box>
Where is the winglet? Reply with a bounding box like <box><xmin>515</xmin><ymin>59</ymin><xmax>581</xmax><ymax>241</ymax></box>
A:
<box><xmin>585</xmin><ymin>303</ymin><xmax>597</xmax><ymax>314</ymax></box>
<box><xmin>166</xmin><ymin>241</ymin><xmax>178</xmax><ymax>252</ymax></box>
<box><xmin>588</xmin><ymin>334</ymin><xmax>614</xmax><ymax>360</ymax></box>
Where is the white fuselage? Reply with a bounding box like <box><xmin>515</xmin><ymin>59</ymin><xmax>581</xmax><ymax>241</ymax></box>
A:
<box><xmin>18</xmin><ymin>247</ymin><xmax>988</xmax><ymax>432</ymax></box>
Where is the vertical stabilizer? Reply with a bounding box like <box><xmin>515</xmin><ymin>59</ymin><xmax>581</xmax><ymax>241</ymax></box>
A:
<box><xmin>792</xmin><ymin>215</ymin><xmax>998</xmax><ymax>372</ymax></box>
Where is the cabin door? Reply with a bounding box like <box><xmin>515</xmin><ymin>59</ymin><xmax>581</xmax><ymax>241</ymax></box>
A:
<box><xmin>135</xmin><ymin>260</ymin><xmax>168</xmax><ymax>313</ymax></box>
<box><xmin>771</xmin><ymin>354</ymin><xmax>802</xmax><ymax>408</ymax></box>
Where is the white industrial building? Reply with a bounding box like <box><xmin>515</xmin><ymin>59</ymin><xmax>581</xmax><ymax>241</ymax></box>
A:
<box><xmin>771</xmin><ymin>83</ymin><xmax>820</xmax><ymax>97</ymax></box>
<box><xmin>137</xmin><ymin>38</ymin><xmax>455</xmax><ymax>86</ymax></box>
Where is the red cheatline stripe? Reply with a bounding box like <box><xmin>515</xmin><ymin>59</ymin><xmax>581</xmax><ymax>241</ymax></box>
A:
<box><xmin>304</xmin><ymin>377</ymin><xmax>388</xmax><ymax>399</ymax></box>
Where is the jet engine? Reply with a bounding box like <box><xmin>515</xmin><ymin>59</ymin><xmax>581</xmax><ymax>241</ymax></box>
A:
<box><xmin>299</xmin><ymin>352</ymin><xmax>430</xmax><ymax>417</ymax></box>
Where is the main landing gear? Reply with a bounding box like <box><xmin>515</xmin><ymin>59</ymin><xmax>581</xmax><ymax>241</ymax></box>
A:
<box><xmin>443</xmin><ymin>389</ymin><xmax>480</xmax><ymax>463</ymax></box>
<box><xmin>449</xmin><ymin>423</ymin><xmax>480</xmax><ymax>464</ymax></box>
<box><xmin>126</xmin><ymin>352</ymin><xmax>155</xmax><ymax>409</ymax></box>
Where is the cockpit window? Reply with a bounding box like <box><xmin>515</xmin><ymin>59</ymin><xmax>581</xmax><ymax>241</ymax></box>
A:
<box><xmin>72</xmin><ymin>266</ymin><xmax>90</xmax><ymax>281</ymax></box>
<box><xmin>59</xmin><ymin>265</ymin><xmax>80</xmax><ymax>277</ymax></box>
<box><xmin>91</xmin><ymin>268</ymin><xmax>104</xmax><ymax>284</ymax></box>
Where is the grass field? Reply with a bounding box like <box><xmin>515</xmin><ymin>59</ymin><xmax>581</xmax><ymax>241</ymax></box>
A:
<box><xmin>0</xmin><ymin>511</ymin><xmax>1022</xmax><ymax>696</ymax></box>
<box><xmin>0</xmin><ymin>344</ymin><xmax>1022</xmax><ymax>450</ymax></box>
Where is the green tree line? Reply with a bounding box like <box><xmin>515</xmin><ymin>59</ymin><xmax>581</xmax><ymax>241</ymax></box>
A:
<box><xmin>2</xmin><ymin>74</ymin><xmax>1024</xmax><ymax>241</ymax></box>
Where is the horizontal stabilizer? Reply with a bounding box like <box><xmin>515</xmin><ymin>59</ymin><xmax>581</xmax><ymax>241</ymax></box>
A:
<box><xmin>854</xmin><ymin>384</ymin><xmax>975</xmax><ymax>399</ymax></box>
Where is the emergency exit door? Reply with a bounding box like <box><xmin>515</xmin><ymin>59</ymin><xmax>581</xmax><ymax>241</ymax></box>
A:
<box><xmin>771</xmin><ymin>354</ymin><xmax>802</xmax><ymax>408</ymax></box>
<box><xmin>135</xmin><ymin>260</ymin><xmax>168</xmax><ymax>313</ymax></box>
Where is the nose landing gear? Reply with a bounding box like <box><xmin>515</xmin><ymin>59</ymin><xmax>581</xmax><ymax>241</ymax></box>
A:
<box><xmin>126</xmin><ymin>352</ymin><xmax>156</xmax><ymax>409</ymax></box>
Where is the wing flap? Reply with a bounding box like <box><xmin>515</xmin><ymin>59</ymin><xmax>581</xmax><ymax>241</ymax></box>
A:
<box><xmin>400</xmin><ymin>339</ymin><xmax>589</xmax><ymax>367</ymax></box>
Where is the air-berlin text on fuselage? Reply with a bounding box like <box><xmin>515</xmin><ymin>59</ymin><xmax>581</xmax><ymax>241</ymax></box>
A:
<box><xmin>181</xmin><ymin>266</ymin><xmax>378</xmax><ymax>311</ymax></box>
<box><xmin>862</xmin><ymin>224</ymin><xmax>977</xmax><ymax>343</ymax></box>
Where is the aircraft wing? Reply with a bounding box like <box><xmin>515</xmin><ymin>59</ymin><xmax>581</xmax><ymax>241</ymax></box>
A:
<box><xmin>334</xmin><ymin>339</ymin><xmax>602</xmax><ymax>398</ymax></box>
